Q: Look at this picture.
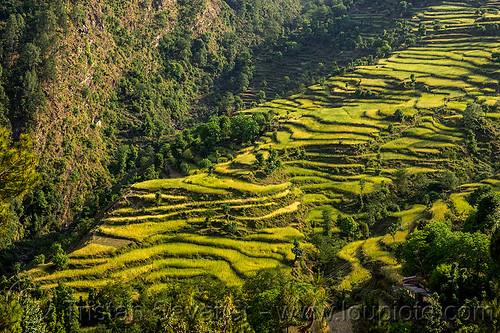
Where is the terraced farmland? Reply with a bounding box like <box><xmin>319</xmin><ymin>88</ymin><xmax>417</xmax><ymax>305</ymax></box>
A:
<box><xmin>32</xmin><ymin>0</ymin><xmax>500</xmax><ymax>295</ymax></box>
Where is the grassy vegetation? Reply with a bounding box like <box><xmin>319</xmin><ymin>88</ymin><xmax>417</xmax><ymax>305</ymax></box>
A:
<box><xmin>69</xmin><ymin>244</ymin><xmax>117</xmax><ymax>258</ymax></box>
<box><xmin>135</xmin><ymin>173</ymin><xmax>291</xmax><ymax>195</ymax></box>
<box><xmin>337</xmin><ymin>240</ymin><xmax>371</xmax><ymax>290</ymax></box>
<box><xmin>99</xmin><ymin>220</ymin><xmax>190</xmax><ymax>241</ymax></box>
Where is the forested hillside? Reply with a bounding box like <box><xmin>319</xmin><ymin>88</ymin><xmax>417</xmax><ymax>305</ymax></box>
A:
<box><xmin>2</xmin><ymin>0</ymin><xmax>500</xmax><ymax>332</ymax></box>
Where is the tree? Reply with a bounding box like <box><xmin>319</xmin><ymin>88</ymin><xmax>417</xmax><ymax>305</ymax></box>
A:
<box><xmin>402</xmin><ymin>222</ymin><xmax>491</xmax><ymax>275</ymax></box>
<box><xmin>244</xmin><ymin>268</ymin><xmax>296</xmax><ymax>331</ymax></box>
<box><xmin>322</xmin><ymin>208</ymin><xmax>333</xmax><ymax>236</ymax></box>
<box><xmin>21</xmin><ymin>43</ymin><xmax>41</xmax><ymax>71</ymax></box>
<box><xmin>51</xmin><ymin>243</ymin><xmax>69</xmax><ymax>270</ymax></box>
<box><xmin>394</xmin><ymin>109</ymin><xmax>405</xmax><ymax>122</ymax></box>
<box><xmin>143</xmin><ymin>164</ymin><xmax>158</xmax><ymax>180</ymax></box>
<box><xmin>466</xmin><ymin>185</ymin><xmax>492</xmax><ymax>206</ymax></box>
<box><xmin>380</xmin><ymin>41</ymin><xmax>392</xmax><ymax>57</ymax></box>
<box><xmin>465</xmin><ymin>129</ymin><xmax>478</xmax><ymax>154</ymax></box>
<box><xmin>114</xmin><ymin>145</ymin><xmax>129</xmax><ymax>174</ymax></box>
<box><xmin>255</xmin><ymin>151</ymin><xmax>266</xmax><ymax>168</ymax></box>
<box><xmin>410</xmin><ymin>73</ymin><xmax>416</xmax><ymax>86</ymax></box>
<box><xmin>48</xmin><ymin>282</ymin><xmax>80</xmax><ymax>332</ymax></box>
<box><xmin>143</xmin><ymin>113</ymin><xmax>154</xmax><ymax>137</ymax></box>
<box><xmin>418</xmin><ymin>23</ymin><xmax>427</xmax><ymax>36</ymax></box>
<box><xmin>31</xmin><ymin>254</ymin><xmax>45</xmax><ymax>266</ymax></box>
<box><xmin>155</xmin><ymin>191</ymin><xmax>162</xmax><ymax>206</ymax></box>
<box><xmin>256</xmin><ymin>90</ymin><xmax>266</xmax><ymax>104</ymax></box>
<box><xmin>440</xmin><ymin>170</ymin><xmax>459</xmax><ymax>191</ymax></box>
<box><xmin>196</xmin><ymin>121</ymin><xmax>221</xmax><ymax>151</ymax></box>
<box><xmin>394</xmin><ymin>168</ymin><xmax>411</xmax><ymax>196</ymax></box>
<box><xmin>0</xmin><ymin>128</ymin><xmax>38</xmax><ymax>202</ymax></box>
<box><xmin>359</xmin><ymin>178</ymin><xmax>367</xmax><ymax>209</ymax></box>
<box><xmin>218</xmin><ymin>115</ymin><xmax>232</xmax><ymax>140</ymax></box>
<box><xmin>397</xmin><ymin>1</ymin><xmax>413</xmax><ymax>17</ymax></box>
<box><xmin>490</xmin><ymin>228</ymin><xmax>500</xmax><ymax>265</ymax></box>
<box><xmin>292</xmin><ymin>239</ymin><xmax>304</xmax><ymax>262</ymax></box>
<box><xmin>420</xmin><ymin>295</ymin><xmax>448</xmax><ymax>332</ymax></box>
<box><xmin>231</xmin><ymin>115</ymin><xmax>260</xmax><ymax>143</ymax></box>
<box><xmin>0</xmin><ymin>293</ymin><xmax>22</xmax><ymax>332</ymax></box>
<box><xmin>198</xmin><ymin>158</ymin><xmax>213</xmax><ymax>170</ymax></box>
<box><xmin>154</xmin><ymin>153</ymin><xmax>164</xmax><ymax>173</ymax></box>
<box><xmin>391</xmin><ymin>321</ymin><xmax>412</xmax><ymax>333</ymax></box>
<box><xmin>37</xmin><ymin>9</ymin><xmax>58</xmax><ymax>35</ymax></box>
<box><xmin>264</xmin><ymin>148</ymin><xmax>281</xmax><ymax>175</ymax></box>
<box><xmin>21</xmin><ymin>70</ymin><xmax>45</xmax><ymax>119</ymax></box>
<box><xmin>180</xmin><ymin>162</ymin><xmax>190</xmax><ymax>174</ymax></box>
<box><xmin>337</xmin><ymin>215</ymin><xmax>358</xmax><ymax>238</ymax></box>
<box><xmin>94</xmin><ymin>283</ymin><xmax>133</xmax><ymax>325</ymax></box>
<box><xmin>0</xmin><ymin>127</ymin><xmax>38</xmax><ymax>248</ymax></box>
<box><xmin>355</xmin><ymin>291</ymin><xmax>390</xmax><ymax>332</ymax></box>
<box><xmin>463</xmin><ymin>103</ymin><xmax>484</xmax><ymax>131</ymax></box>
<box><xmin>236</xmin><ymin>72</ymin><xmax>249</xmax><ymax>92</ymax></box>
<box><xmin>19</xmin><ymin>295</ymin><xmax>48</xmax><ymax>333</ymax></box>
<box><xmin>223</xmin><ymin>221</ymin><xmax>238</xmax><ymax>234</ymax></box>
<box><xmin>192</xmin><ymin>38</ymin><xmax>208</xmax><ymax>66</ymax></box>
<box><xmin>219</xmin><ymin>93</ymin><xmax>235</xmax><ymax>115</ymax></box>
<box><xmin>463</xmin><ymin>193</ymin><xmax>500</xmax><ymax>234</ymax></box>
<box><xmin>221</xmin><ymin>204</ymin><xmax>230</xmax><ymax>220</ymax></box>
<box><xmin>4</xmin><ymin>14</ymin><xmax>25</xmax><ymax>56</ymax></box>
<box><xmin>388</xmin><ymin>218</ymin><xmax>402</xmax><ymax>241</ymax></box>
<box><xmin>433</xmin><ymin>20</ymin><xmax>443</xmax><ymax>31</ymax></box>
<box><xmin>293</xmin><ymin>272</ymin><xmax>330</xmax><ymax>332</ymax></box>
<box><xmin>203</xmin><ymin>209</ymin><xmax>216</xmax><ymax>229</ymax></box>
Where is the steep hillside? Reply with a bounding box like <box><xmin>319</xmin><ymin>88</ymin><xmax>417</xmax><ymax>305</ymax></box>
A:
<box><xmin>30</xmin><ymin>0</ymin><xmax>500</xmax><ymax>296</ymax></box>
<box><xmin>24</xmin><ymin>0</ymin><xmax>249</xmax><ymax>226</ymax></box>
<box><xmin>0</xmin><ymin>0</ymin><xmax>421</xmax><ymax>252</ymax></box>
<box><xmin>0</xmin><ymin>0</ymin><xmax>310</xmax><ymax>247</ymax></box>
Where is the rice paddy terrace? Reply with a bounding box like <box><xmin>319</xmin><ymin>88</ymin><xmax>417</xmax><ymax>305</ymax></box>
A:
<box><xmin>29</xmin><ymin>0</ymin><xmax>500</xmax><ymax>296</ymax></box>
<box><xmin>246</xmin><ymin>2</ymin><xmax>406</xmax><ymax>102</ymax></box>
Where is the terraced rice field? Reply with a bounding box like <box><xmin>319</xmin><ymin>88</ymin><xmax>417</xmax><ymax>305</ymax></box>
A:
<box><xmin>32</xmin><ymin>0</ymin><xmax>500</xmax><ymax>294</ymax></box>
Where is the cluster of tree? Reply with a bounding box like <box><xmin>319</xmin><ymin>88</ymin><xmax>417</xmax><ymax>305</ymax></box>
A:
<box><xmin>461</xmin><ymin>102</ymin><xmax>500</xmax><ymax>167</ymax></box>
<box><xmin>167</xmin><ymin>113</ymin><xmax>274</xmax><ymax>174</ymax></box>
<box><xmin>320</xmin><ymin>208</ymin><xmax>361</xmax><ymax>239</ymax></box>
<box><xmin>286</xmin><ymin>0</ymin><xmax>417</xmax><ymax>47</ymax></box>
<box><xmin>311</xmin><ymin>163</ymin><xmax>473</xmax><ymax>253</ymax></box>
<box><xmin>347</xmin><ymin>181</ymin><xmax>499</xmax><ymax>331</ymax></box>
<box><xmin>0</xmin><ymin>1</ymin><xmax>65</xmax><ymax>131</ymax></box>
<box><xmin>0</xmin><ymin>127</ymin><xmax>38</xmax><ymax>250</ymax></box>
<box><xmin>254</xmin><ymin>148</ymin><xmax>283</xmax><ymax>175</ymax></box>
<box><xmin>395</xmin><ymin>217</ymin><xmax>498</xmax><ymax>331</ymax></box>
<box><xmin>402</xmin><ymin>221</ymin><xmax>492</xmax><ymax>277</ymax></box>
<box><xmin>343</xmin><ymin>180</ymin><xmax>500</xmax><ymax>331</ymax></box>
<box><xmin>0</xmin><ymin>266</ymin><xmax>336</xmax><ymax>333</ymax></box>
<box><xmin>253</xmin><ymin>145</ymin><xmax>308</xmax><ymax>176</ymax></box>
<box><xmin>463</xmin><ymin>185</ymin><xmax>500</xmax><ymax>234</ymax></box>
<box><xmin>473</xmin><ymin>22</ymin><xmax>500</xmax><ymax>36</ymax></box>
<box><xmin>113</xmin><ymin>0</ymin><xmax>297</xmax><ymax>141</ymax></box>
<box><xmin>392</xmin><ymin>168</ymin><xmax>460</xmax><ymax>204</ymax></box>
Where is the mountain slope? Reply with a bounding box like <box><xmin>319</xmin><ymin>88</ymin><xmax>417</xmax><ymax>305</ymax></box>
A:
<box><xmin>28</xmin><ymin>0</ymin><xmax>500</xmax><ymax>294</ymax></box>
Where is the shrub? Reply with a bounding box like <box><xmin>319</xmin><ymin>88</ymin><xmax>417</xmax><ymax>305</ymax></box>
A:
<box><xmin>337</xmin><ymin>215</ymin><xmax>358</xmax><ymax>238</ymax></box>
<box><xmin>394</xmin><ymin>109</ymin><xmax>405</xmax><ymax>122</ymax></box>
<box><xmin>198</xmin><ymin>158</ymin><xmax>213</xmax><ymax>170</ymax></box>
<box><xmin>31</xmin><ymin>254</ymin><xmax>45</xmax><ymax>266</ymax></box>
